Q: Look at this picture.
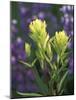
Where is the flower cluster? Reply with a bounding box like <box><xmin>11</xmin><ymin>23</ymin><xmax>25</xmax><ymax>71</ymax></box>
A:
<box><xmin>11</xmin><ymin>2</ymin><xmax>74</xmax><ymax>97</ymax></box>
<box><xmin>53</xmin><ymin>31</ymin><xmax>69</xmax><ymax>55</ymax></box>
<box><xmin>25</xmin><ymin>19</ymin><xmax>52</xmax><ymax>69</ymax></box>
<box><xmin>19</xmin><ymin>19</ymin><xmax>70</xmax><ymax>96</ymax></box>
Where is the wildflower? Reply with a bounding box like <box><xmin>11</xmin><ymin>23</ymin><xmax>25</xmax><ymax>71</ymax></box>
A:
<box><xmin>29</xmin><ymin>19</ymin><xmax>53</xmax><ymax>66</ymax></box>
<box><xmin>55</xmin><ymin>30</ymin><xmax>69</xmax><ymax>46</ymax></box>
<box><xmin>29</xmin><ymin>19</ymin><xmax>48</xmax><ymax>44</ymax></box>
<box><xmin>29</xmin><ymin>19</ymin><xmax>47</xmax><ymax>34</ymax></box>
<box><xmin>53</xmin><ymin>30</ymin><xmax>69</xmax><ymax>55</ymax></box>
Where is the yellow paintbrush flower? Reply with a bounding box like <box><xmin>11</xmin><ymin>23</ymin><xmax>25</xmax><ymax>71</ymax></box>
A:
<box><xmin>29</xmin><ymin>19</ymin><xmax>48</xmax><ymax>48</ymax></box>
<box><xmin>29</xmin><ymin>19</ymin><xmax>47</xmax><ymax>34</ymax></box>
<box><xmin>53</xmin><ymin>30</ymin><xmax>69</xmax><ymax>55</ymax></box>
<box><xmin>55</xmin><ymin>30</ymin><xmax>69</xmax><ymax>46</ymax></box>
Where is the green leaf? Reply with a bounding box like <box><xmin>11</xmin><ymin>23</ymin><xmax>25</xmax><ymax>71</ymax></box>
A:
<box><xmin>33</xmin><ymin>67</ymin><xmax>48</xmax><ymax>95</ymax></box>
<box><xmin>31</xmin><ymin>58</ymin><xmax>37</xmax><ymax>66</ymax></box>
<box><xmin>58</xmin><ymin>71</ymin><xmax>68</xmax><ymax>93</ymax></box>
<box><xmin>19</xmin><ymin>60</ymin><xmax>32</xmax><ymax>68</ymax></box>
<box><xmin>19</xmin><ymin>58</ymin><xmax>37</xmax><ymax>68</ymax></box>
<box><xmin>17</xmin><ymin>92</ymin><xmax>43</xmax><ymax>97</ymax></box>
<box><xmin>40</xmin><ymin>60</ymin><xmax>44</xmax><ymax>69</ymax></box>
<box><xmin>61</xmin><ymin>51</ymin><xmax>71</xmax><ymax>64</ymax></box>
<box><xmin>61</xmin><ymin>37</ymin><xmax>71</xmax><ymax>58</ymax></box>
<box><xmin>51</xmin><ymin>41</ymin><xmax>60</xmax><ymax>55</ymax></box>
<box><xmin>59</xmin><ymin>89</ymin><xmax>64</xmax><ymax>95</ymax></box>
<box><xmin>57</xmin><ymin>66</ymin><xmax>67</xmax><ymax>75</ymax></box>
<box><xmin>25</xmin><ymin>43</ymin><xmax>31</xmax><ymax>57</ymax></box>
<box><xmin>35</xmin><ymin>49</ymin><xmax>44</xmax><ymax>60</ymax></box>
<box><xmin>44</xmin><ymin>54</ymin><xmax>53</xmax><ymax>70</ymax></box>
<box><xmin>46</xmin><ymin>42</ymin><xmax>52</xmax><ymax>61</ymax></box>
<box><xmin>49</xmin><ymin>36</ymin><xmax>54</xmax><ymax>43</ymax></box>
<box><xmin>53</xmin><ymin>63</ymin><xmax>57</xmax><ymax>70</ymax></box>
<box><xmin>43</xmin><ymin>34</ymin><xmax>49</xmax><ymax>49</ymax></box>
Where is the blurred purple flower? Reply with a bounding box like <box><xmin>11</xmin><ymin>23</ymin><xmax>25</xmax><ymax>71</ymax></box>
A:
<box><xmin>60</xmin><ymin>5</ymin><xmax>74</xmax><ymax>36</ymax></box>
<box><xmin>27</xmin><ymin>69</ymin><xmax>35</xmax><ymax>81</ymax></box>
<box><xmin>12</xmin><ymin>19</ymin><xmax>18</xmax><ymax>25</ymax></box>
<box><xmin>17</xmin><ymin>83</ymin><xmax>26</xmax><ymax>92</ymax></box>
<box><xmin>11</xmin><ymin>56</ymin><xmax>16</xmax><ymax>65</ymax></box>
<box><xmin>11</xmin><ymin>24</ymin><xmax>18</xmax><ymax>34</ymax></box>
<box><xmin>69</xmin><ymin>57</ymin><xmax>74</xmax><ymax>74</ymax></box>
<box><xmin>38</xmin><ymin>12</ymin><xmax>45</xmax><ymax>20</ymax></box>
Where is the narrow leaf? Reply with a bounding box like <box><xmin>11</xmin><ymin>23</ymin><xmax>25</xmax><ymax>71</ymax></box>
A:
<box><xmin>25</xmin><ymin>43</ymin><xmax>31</xmax><ymax>57</ymax></box>
<box><xmin>31</xmin><ymin>58</ymin><xmax>37</xmax><ymax>66</ymax></box>
<box><xmin>19</xmin><ymin>60</ymin><xmax>32</xmax><ymax>68</ymax></box>
<box><xmin>44</xmin><ymin>54</ymin><xmax>53</xmax><ymax>69</ymax></box>
<box><xmin>17</xmin><ymin>92</ymin><xmax>43</xmax><ymax>97</ymax></box>
<box><xmin>58</xmin><ymin>71</ymin><xmax>68</xmax><ymax>93</ymax></box>
<box><xmin>59</xmin><ymin>89</ymin><xmax>64</xmax><ymax>95</ymax></box>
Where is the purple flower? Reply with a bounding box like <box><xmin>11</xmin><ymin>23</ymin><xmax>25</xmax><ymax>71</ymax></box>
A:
<box><xmin>11</xmin><ymin>56</ymin><xmax>16</xmax><ymax>65</ymax></box>
<box><xmin>38</xmin><ymin>12</ymin><xmax>45</xmax><ymax>20</ymax></box>
<box><xmin>69</xmin><ymin>57</ymin><xmax>74</xmax><ymax>74</ymax></box>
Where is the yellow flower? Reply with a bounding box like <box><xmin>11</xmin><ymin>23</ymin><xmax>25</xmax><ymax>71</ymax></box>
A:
<box><xmin>29</xmin><ymin>19</ymin><xmax>52</xmax><ymax>62</ymax></box>
<box><xmin>53</xmin><ymin>30</ymin><xmax>69</xmax><ymax>55</ymax></box>
<box><xmin>55</xmin><ymin>30</ymin><xmax>69</xmax><ymax>46</ymax></box>
<box><xmin>29</xmin><ymin>19</ymin><xmax>48</xmax><ymax>47</ymax></box>
<box><xmin>29</xmin><ymin>19</ymin><xmax>47</xmax><ymax>34</ymax></box>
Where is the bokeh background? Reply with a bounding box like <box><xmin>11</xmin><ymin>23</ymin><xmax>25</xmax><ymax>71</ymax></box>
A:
<box><xmin>10</xmin><ymin>1</ymin><xmax>74</xmax><ymax>98</ymax></box>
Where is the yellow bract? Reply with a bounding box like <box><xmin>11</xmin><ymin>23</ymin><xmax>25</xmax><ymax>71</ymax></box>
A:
<box><xmin>29</xmin><ymin>19</ymin><xmax>52</xmax><ymax>62</ymax></box>
<box><xmin>29</xmin><ymin>19</ymin><xmax>47</xmax><ymax>34</ymax></box>
<box><xmin>29</xmin><ymin>19</ymin><xmax>48</xmax><ymax>48</ymax></box>
<box><xmin>55</xmin><ymin>30</ymin><xmax>69</xmax><ymax>47</ymax></box>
